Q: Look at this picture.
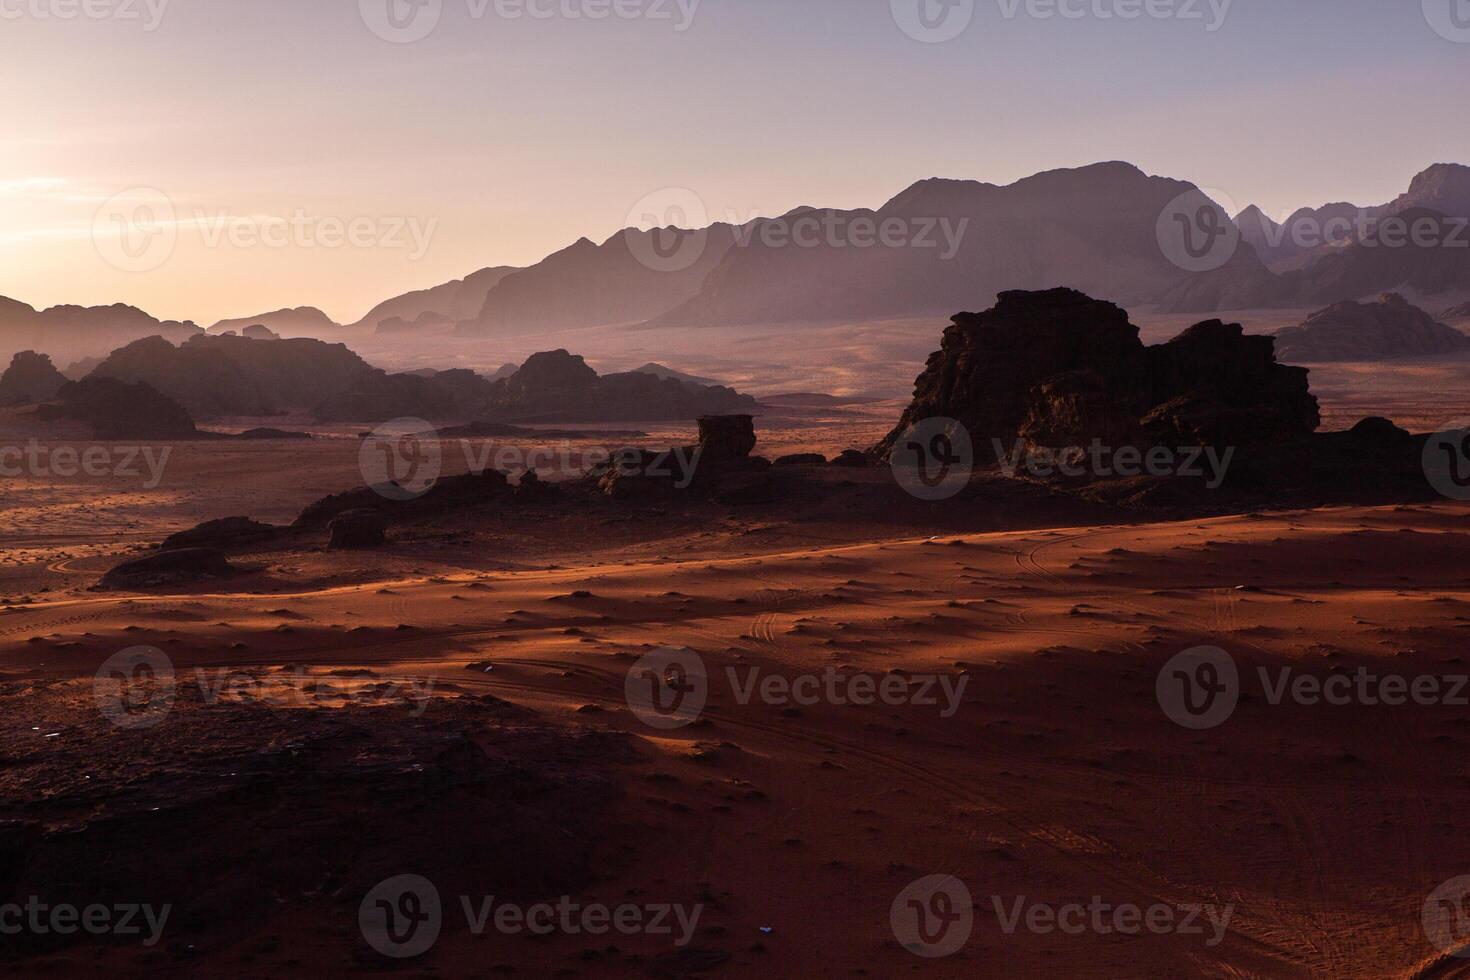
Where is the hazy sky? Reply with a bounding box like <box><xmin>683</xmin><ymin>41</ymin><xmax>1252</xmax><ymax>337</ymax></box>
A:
<box><xmin>2</xmin><ymin>0</ymin><xmax>1466</xmax><ymax>324</ymax></box>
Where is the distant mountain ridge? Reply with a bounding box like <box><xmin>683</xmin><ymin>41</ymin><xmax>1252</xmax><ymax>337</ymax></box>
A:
<box><xmin>9</xmin><ymin>161</ymin><xmax>1470</xmax><ymax>358</ymax></box>
<box><xmin>350</xmin><ymin>265</ymin><xmax>521</xmax><ymax>333</ymax></box>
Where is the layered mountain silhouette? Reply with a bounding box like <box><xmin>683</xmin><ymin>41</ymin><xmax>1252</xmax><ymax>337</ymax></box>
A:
<box><xmin>649</xmin><ymin>165</ymin><xmax>1262</xmax><ymax>327</ymax></box>
<box><xmin>317</xmin><ymin>349</ymin><xmax>758</xmax><ymax>424</ymax></box>
<box><xmin>0</xmin><ymin>298</ymin><xmax>202</xmax><ymax>367</ymax></box>
<box><xmin>1191</xmin><ymin>163</ymin><xmax>1470</xmax><ymax>311</ymax></box>
<box><xmin>8</xmin><ymin>161</ymin><xmax>1470</xmax><ymax>360</ymax></box>
<box><xmin>350</xmin><ymin>265</ymin><xmax>521</xmax><ymax>333</ymax></box>
<box><xmin>63</xmin><ymin>331</ymin><xmax>758</xmax><ymax>425</ymax></box>
<box><xmin>453</xmin><ymin>229</ymin><xmax>741</xmax><ymax>337</ymax></box>
<box><xmin>1273</xmin><ymin>293</ymin><xmax>1470</xmax><ymax>363</ymax></box>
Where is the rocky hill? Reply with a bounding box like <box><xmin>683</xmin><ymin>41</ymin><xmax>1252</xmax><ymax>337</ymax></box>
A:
<box><xmin>477</xmin><ymin>349</ymin><xmax>760</xmax><ymax>423</ymax></box>
<box><xmin>0</xmin><ymin>351</ymin><xmax>68</xmax><ymax>405</ymax></box>
<box><xmin>208</xmin><ymin>307</ymin><xmax>340</xmax><ymax>337</ymax></box>
<box><xmin>876</xmin><ymin>288</ymin><xmax>1319</xmax><ymax>460</ymax></box>
<box><xmin>88</xmin><ymin>333</ymin><xmax>375</xmax><ymax>418</ymax></box>
<box><xmin>1273</xmin><ymin>293</ymin><xmax>1470</xmax><ymax>362</ymax></box>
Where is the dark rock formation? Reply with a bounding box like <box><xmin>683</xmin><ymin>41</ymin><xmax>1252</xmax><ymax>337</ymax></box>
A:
<box><xmin>1443</xmin><ymin>301</ymin><xmax>1470</xmax><ymax>320</ymax></box>
<box><xmin>1143</xmin><ymin>319</ymin><xmax>1320</xmax><ymax>447</ymax></box>
<box><xmin>35</xmin><ymin>377</ymin><xmax>199</xmax><ymax>439</ymax></box>
<box><xmin>99</xmin><ymin>548</ymin><xmax>234</xmax><ymax>590</ymax></box>
<box><xmin>831</xmin><ymin>450</ymin><xmax>873</xmax><ymax>467</ymax></box>
<box><xmin>514</xmin><ymin>469</ymin><xmax>557</xmax><ymax>502</ymax></box>
<box><xmin>0</xmin><ymin>351</ymin><xmax>67</xmax><ymax>405</ymax></box>
<box><xmin>697</xmin><ymin>415</ymin><xmax>756</xmax><ymax>460</ymax></box>
<box><xmin>775</xmin><ymin>453</ymin><xmax>828</xmax><ymax>466</ymax></box>
<box><xmin>241</xmin><ymin>324</ymin><xmax>281</xmax><ymax>341</ymax></box>
<box><xmin>309</xmin><ymin>352</ymin><xmax>758</xmax><ymax>425</ymax></box>
<box><xmin>877</xmin><ymin>288</ymin><xmax>1319</xmax><ymax>462</ymax></box>
<box><xmin>328</xmin><ymin>510</ymin><xmax>388</xmax><ymax>549</ymax></box>
<box><xmin>1274</xmin><ymin>293</ymin><xmax>1470</xmax><ymax>362</ymax></box>
<box><xmin>311</xmin><ymin>370</ymin><xmax>469</xmax><ymax>423</ymax></box>
<box><xmin>478</xmin><ymin>350</ymin><xmax>761</xmax><ymax>423</ymax></box>
<box><xmin>88</xmin><ymin>333</ymin><xmax>374</xmax><ymax>418</ymax></box>
<box><xmin>161</xmin><ymin>517</ymin><xmax>280</xmax><ymax>551</ymax></box>
<box><xmin>294</xmin><ymin>470</ymin><xmax>512</xmax><ymax>528</ymax></box>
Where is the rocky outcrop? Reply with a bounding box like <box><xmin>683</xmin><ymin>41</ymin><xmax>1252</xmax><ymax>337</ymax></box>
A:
<box><xmin>241</xmin><ymin>324</ymin><xmax>281</xmax><ymax>341</ymax></box>
<box><xmin>161</xmin><ymin>517</ymin><xmax>280</xmax><ymax>551</ymax></box>
<box><xmin>0</xmin><ymin>351</ymin><xmax>67</xmax><ymax>405</ymax></box>
<box><xmin>35</xmin><ymin>377</ymin><xmax>199</xmax><ymax>440</ymax></box>
<box><xmin>1274</xmin><ymin>294</ymin><xmax>1470</xmax><ymax>362</ymax></box>
<box><xmin>99</xmin><ymin>548</ymin><xmax>234</xmax><ymax>590</ymax></box>
<box><xmin>479</xmin><ymin>350</ymin><xmax>761</xmax><ymax>423</ymax></box>
<box><xmin>1144</xmin><ymin>319</ymin><xmax>1320</xmax><ymax>446</ymax></box>
<box><xmin>697</xmin><ymin>415</ymin><xmax>756</xmax><ymax>460</ymax></box>
<box><xmin>88</xmin><ymin>333</ymin><xmax>374</xmax><ymax>418</ymax></box>
<box><xmin>1443</xmin><ymin>302</ymin><xmax>1470</xmax><ymax>320</ymax></box>
<box><xmin>876</xmin><ymin>288</ymin><xmax>1319</xmax><ymax>461</ymax></box>
<box><xmin>294</xmin><ymin>470</ymin><xmax>512</xmax><ymax>528</ymax></box>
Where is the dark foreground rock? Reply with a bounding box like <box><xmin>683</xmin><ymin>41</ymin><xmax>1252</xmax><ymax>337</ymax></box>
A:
<box><xmin>697</xmin><ymin>414</ymin><xmax>756</xmax><ymax>460</ymax></box>
<box><xmin>328</xmin><ymin>509</ymin><xmax>388</xmax><ymax>549</ymax></box>
<box><xmin>294</xmin><ymin>469</ymin><xmax>513</xmax><ymax>528</ymax></box>
<box><xmin>98</xmin><ymin>548</ymin><xmax>234</xmax><ymax>590</ymax></box>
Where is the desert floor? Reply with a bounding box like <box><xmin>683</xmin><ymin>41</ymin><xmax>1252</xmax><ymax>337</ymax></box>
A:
<box><xmin>2</xmin><ymin>496</ymin><xmax>1470</xmax><ymax>977</ymax></box>
<box><xmin>2</xmin><ymin>368</ymin><xmax>1470</xmax><ymax>977</ymax></box>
